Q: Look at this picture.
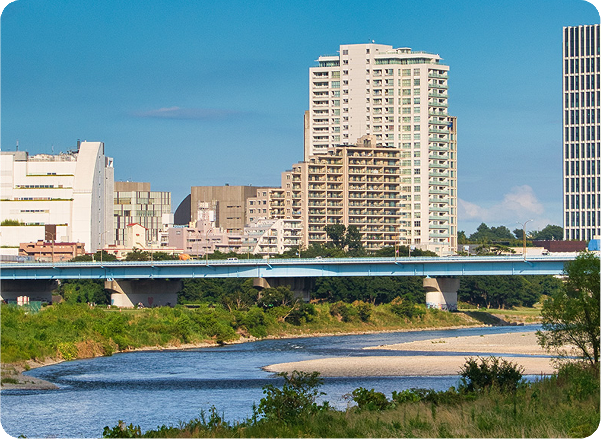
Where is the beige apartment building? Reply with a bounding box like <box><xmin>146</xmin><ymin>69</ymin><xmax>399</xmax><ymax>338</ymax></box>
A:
<box><xmin>300</xmin><ymin>43</ymin><xmax>457</xmax><ymax>253</ymax></box>
<box><xmin>275</xmin><ymin>134</ymin><xmax>456</xmax><ymax>253</ymax></box>
<box><xmin>307</xmin><ymin>43</ymin><xmax>452</xmax><ymax>155</ymax></box>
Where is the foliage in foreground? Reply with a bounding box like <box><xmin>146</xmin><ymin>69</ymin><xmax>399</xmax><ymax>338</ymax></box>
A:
<box><xmin>102</xmin><ymin>361</ymin><xmax>599</xmax><ymax>438</ymax></box>
<box><xmin>537</xmin><ymin>252</ymin><xmax>600</xmax><ymax>366</ymax></box>
<box><xmin>256</xmin><ymin>371</ymin><xmax>326</xmax><ymax>423</ymax></box>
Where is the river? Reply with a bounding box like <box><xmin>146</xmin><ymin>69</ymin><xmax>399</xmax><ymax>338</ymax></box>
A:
<box><xmin>1</xmin><ymin>325</ymin><xmax>542</xmax><ymax>438</ymax></box>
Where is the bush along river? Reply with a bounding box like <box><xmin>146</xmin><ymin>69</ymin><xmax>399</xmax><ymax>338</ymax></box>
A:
<box><xmin>1</xmin><ymin>325</ymin><xmax>546</xmax><ymax>438</ymax></box>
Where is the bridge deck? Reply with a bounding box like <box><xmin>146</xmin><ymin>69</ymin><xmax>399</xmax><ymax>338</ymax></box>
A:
<box><xmin>0</xmin><ymin>255</ymin><xmax>577</xmax><ymax>280</ymax></box>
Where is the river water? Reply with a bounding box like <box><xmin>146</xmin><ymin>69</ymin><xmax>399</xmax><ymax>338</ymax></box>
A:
<box><xmin>1</xmin><ymin>325</ymin><xmax>542</xmax><ymax>438</ymax></box>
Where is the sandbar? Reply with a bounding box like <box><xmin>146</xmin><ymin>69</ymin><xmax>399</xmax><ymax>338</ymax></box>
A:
<box><xmin>264</xmin><ymin>331</ymin><xmax>556</xmax><ymax>377</ymax></box>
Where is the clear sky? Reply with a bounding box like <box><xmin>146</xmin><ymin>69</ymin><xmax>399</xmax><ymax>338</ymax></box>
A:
<box><xmin>1</xmin><ymin>0</ymin><xmax>599</xmax><ymax>235</ymax></box>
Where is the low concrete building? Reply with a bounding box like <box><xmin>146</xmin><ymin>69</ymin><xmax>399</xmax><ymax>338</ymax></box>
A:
<box><xmin>168</xmin><ymin>202</ymin><xmax>242</xmax><ymax>256</ymax></box>
<box><xmin>19</xmin><ymin>240</ymin><xmax>86</xmax><ymax>262</ymax></box>
<box><xmin>532</xmin><ymin>240</ymin><xmax>588</xmax><ymax>253</ymax></box>
<box><xmin>187</xmin><ymin>185</ymin><xmax>272</xmax><ymax>234</ymax></box>
<box><xmin>244</xmin><ymin>218</ymin><xmax>302</xmax><ymax>257</ymax></box>
<box><xmin>114</xmin><ymin>181</ymin><xmax>171</xmax><ymax>245</ymax></box>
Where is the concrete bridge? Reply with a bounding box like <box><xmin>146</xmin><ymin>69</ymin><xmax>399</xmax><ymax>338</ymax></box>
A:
<box><xmin>0</xmin><ymin>254</ymin><xmax>578</xmax><ymax>309</ymax></box>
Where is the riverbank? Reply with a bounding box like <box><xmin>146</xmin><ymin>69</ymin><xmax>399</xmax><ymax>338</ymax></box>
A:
<box><xmin>1</xmin><ymin>323</ymin><xmax>489</xmax><ymax>391</ymax></box>
<box><xmin>0</xmin><ymin>302</ymin><xmax>491</xmax><ymax>390</ymax></box>
<box><xmin>1</xmin><ymin>361</ymin><xmax>59</xmax><ymax>390</ymax></box>
<box><xmin>3</xmin><ymin>327</ymin><xmax>546</xmax><ymax>390</ymax></box>
<box><xmin>264</xmin><ymin>331</ymin><xmax>555</xmax><ymax>377</ymax></box>
<box><xmin>0</xmin><ymin>301</ymin><xmax>541</xmax><ymax>390</ymax></box>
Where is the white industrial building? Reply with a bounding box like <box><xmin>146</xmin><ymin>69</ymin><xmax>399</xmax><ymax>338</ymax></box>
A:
<box><xmin>0</xmin><ymin>141</ymin><xmax>114</xmax><ymax>253</ymax></box>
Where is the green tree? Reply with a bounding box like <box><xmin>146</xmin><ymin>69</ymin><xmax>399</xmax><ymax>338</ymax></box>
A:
<box><xmin>373</xmin><ymin>246</ymin><xmax>396</xmax><ymax>257</ymax></box>
<box><xmin>531</xmin><ymin>224</ymin><xmax>563</xmax><ymax>241</ymax></box>
<box><xmin>323</xmin><ymin>224</ymin><xmax>365</xmax><ymax>256</ymax></box>
<box><xmin>71</xmin><ymin>250</ymin><xmax>117</xmax><ymax>262</ymax></box>
<box><xmin>313</xmin><ymin>276</ymin><xmax>423</xmax><ymax>305</ymax></box>
<box><xmin>458</xmin><ymin>276</ymin><xmax>533</xmax><ymax>309</ymax></box>
<box><xmin>324</xmin><ymin>224</ymin><xmax>346</xmax><ymax>249</ymax></box>
<box><xmin>258</xmin><ymin>286</ymin><xmax>295</xmax><ymax>308</ymax></box>
<box><xmin>59</xmin><ymin>280</ymin><xmax>110</xmax><ymax>304</ymax></box>
<box><xmin>344</xmin><ymin>225</ymin><xmax>365</xmax><ymax>256</ymax></box>
<box><xmin>70</xmin><ymin>254</ymin><xmax>93</xmax><ymax>262</ymax></box>
<box><xmin>124</xmin><ymin>248</ymin><xmax>149</xmax><ymax>261</ymax></box>
<box><xmin>458</xmin><ymin>356</ymin><xmax>525</xmax><ymax>392</ymax></box>
<box><xmin>178</xmin><ymin>279</ymin><xmax>244</xmax><ymax>304</ymax></box>
<box><xmin>537</xmin><ymin>252</ymin><xmax>600</xmax><ymax>366</ymax></box>
<box><xmin>469</xmin><ymin>223</ymin><xmax>515</xmax><ymax>243</ymax></box>
<box><xmin>95</xmin><ymin>250</ymin><xmax>118</xmax><ymax>261</ymax></box>
<box><xmin>221</xmin><ymin>281</ymin><xmax>259</xmax><ymax>311</ymax></box>
<box><xmin>473</xmin><ymin>243</ymin><xmax>515</xmax><ymax>256</ymax></box>
<box><xmin>151</xmin><ymin>251</ymin><xmax>179</xmax><ymax>261</ymax></box>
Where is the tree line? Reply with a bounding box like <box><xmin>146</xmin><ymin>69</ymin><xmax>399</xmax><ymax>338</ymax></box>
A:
<box><xmin>459</xmin><ymin>223</ymin><xmax>563</xmax><ymax>244</ymax></box>
<box><xmin>58</xmin><ymin>272</ymin><xmax>563</xmax><ymax>311</ymax></box>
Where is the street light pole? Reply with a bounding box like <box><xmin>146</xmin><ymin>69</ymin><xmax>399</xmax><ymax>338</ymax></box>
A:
<box><xmin>517</xmin><ymin>219</ymin><xmax>533</xmax><ymax>260</ymax></box>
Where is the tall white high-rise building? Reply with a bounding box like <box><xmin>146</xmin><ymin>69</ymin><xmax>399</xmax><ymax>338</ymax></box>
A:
<box><xmin>307</xmin><ymin>43</ymin><xmax>452</xmax><ymax>155</ymax></box>
<box><xmin>303</xmin><ymin>43</ymin><xmax>457</xmax><ymax>252</ymax></box>
<box><xmin>563</xmin><ymin>25</ymin><xmax>601</xmax><ymax>241</ymax></box>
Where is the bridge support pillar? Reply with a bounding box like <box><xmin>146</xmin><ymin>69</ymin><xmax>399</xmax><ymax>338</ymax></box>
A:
<box><xmin>105</xmin><ymin>279</ymin><xmax>183</xmax><ymax>308</ymax></box>
<box><xmin>424</xmin><ymin>277</ymin><xmax>459</xmax><ymax>311</ymax></box>
<box><xmin>253</xmin><ymin>277</ymin><xmax>314</xmax><ymax>302</ymax></box>
<box><xmin>0</xmin><ymin>279</ymin><xmax>58</xmax><ymax>303</ymax></box>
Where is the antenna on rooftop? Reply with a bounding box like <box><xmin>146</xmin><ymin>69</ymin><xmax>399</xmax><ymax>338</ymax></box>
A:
<box><xmin>16</xmin><ymin>140</ymin><xmax>19</xmax><ymax>151</ymax></box>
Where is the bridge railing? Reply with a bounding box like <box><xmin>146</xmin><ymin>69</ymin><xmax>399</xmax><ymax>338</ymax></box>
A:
<box><xmin>0</xmin><ymin>253</ymin><xmax>579</xmax><ymax>269</ymax></box>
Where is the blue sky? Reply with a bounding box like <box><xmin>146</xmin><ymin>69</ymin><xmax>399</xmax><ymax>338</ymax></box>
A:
<box><xmin>2</xmin><ymin>0</ymin><xmax>599</xmax><ymax>235</ymax></box>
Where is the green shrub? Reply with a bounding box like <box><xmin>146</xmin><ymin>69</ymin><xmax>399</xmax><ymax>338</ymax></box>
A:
<box><xmin>351</xmin><ymin>387</ymin><xmax>391</xmax><ymax>411</ymax></box>
<box><xmin>329</xmin><ymin>301</ymin><xmax>356</xmax><ymax>322</ymax></box>
<box><xmin>102</xmin><ymin>421</ymin><xmax>142</xmax><ymax>438</ymax></box>
<box><xmin>287</xmin><ymin>302</ymin><xmax>317</xmax><ymax>325</ymax></box>
<box><xmin>391</xmin><ymin>387</ymin><xmax>465</xmax><ymax>405</ymax></box>
<box><xmin>390</xmin><ymin>296</ymin><xmax>416</xmax><ymax>318</ymax></box>
<box><xmin>556</xmin><ymin>362</ymin><xmax>600</xmax><ymax>401</ymax></box>
<box><xmin>239</xmin><ymin>306</ymin><xmax>268</xmax><ymax>337</ymax></box>
<box><xmin>352</xmin><ymin>300</ymin><xmax>372</xmax><ymax>322</ymax></box>
<box><xmin>459</xmin><ymin>356</ymin><xmax>525</xmax><ymax>392</ymax></box>
<box><xmin>56</xmin><ymin>341</ymin><xmax>78</xmax><ymax>360</ymax></box>
<box><xmin>256</xmin><ymin>371</ymin><xmax>325</xmax><ymax>423</ymax></box>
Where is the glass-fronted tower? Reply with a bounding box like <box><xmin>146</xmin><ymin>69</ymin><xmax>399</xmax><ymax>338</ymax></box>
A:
<box><xmin>563</xmin><ymin>25</ymin><xmax>601</xmax><ymax>241</ymax></box>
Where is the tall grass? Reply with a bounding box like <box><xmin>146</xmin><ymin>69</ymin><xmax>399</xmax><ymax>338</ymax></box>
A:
<box><xmin>103</xmin><ymin>368</ymin><xmax>601</xmax><ymax>439</ymax></box>
<box><xmin>104</xmin><ymin>363</ymin><xmax>599</xmax><ymax>438</ymax></box>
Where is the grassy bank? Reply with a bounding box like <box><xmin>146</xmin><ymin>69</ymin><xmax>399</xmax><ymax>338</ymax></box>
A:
<box><xmin>102</xmin><ymin>363</ymin><xmax>599</xmax><ymax>438</ymax></box>
<box><xmin>1</xmin><ymin>302</ymin><xmax>480</xmax><ymax>365</ymax></box>
<box><xmin>459</xmin><ymin>305</ymin><xmax>542</xmax><ymax>325</ymax></box>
